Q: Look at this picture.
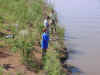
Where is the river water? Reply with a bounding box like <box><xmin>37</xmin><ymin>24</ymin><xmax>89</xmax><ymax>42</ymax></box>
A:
<box><xmin>47</xmin><ymin>0</ymin><xmax>100</xmax><ymax>75</ymax></box>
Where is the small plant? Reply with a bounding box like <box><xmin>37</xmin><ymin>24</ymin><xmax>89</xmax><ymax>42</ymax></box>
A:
<box><xmin>44</xmin><ymin>49</ymin><xmax>62</xmax><ymax>75</ymax></box>
<box><xmin>16</xmin><ymin>72</ymin><xmax>22</xmax><ymax>75</ymax></box>
<box><xmin>0</xmin><ymin>66</ymin><xmax>4</xmax><ymax>75</ymax></box>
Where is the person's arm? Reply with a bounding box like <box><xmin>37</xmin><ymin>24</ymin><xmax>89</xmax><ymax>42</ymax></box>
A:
<box><xmin>54</xmin><ymin>12</ymin><xmax>58</xmax><ymax>23</ymax></box>
<box><xmin>44</xmin><ymin>20</ymin><xmax>46</xmax><ymax>27</ymax></box>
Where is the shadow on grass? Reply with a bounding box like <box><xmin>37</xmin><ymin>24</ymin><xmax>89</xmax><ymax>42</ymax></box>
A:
<box><xmin>0</xmin><ymin>32</ymin><xmax>6</xmax><ymax>37</ymax></box>
<box><xmin>59</xmin><ymin>48</ymin><xmax>69</xmax><ymax>64</ymax></box>
<box><xmin>0</xmin><ymin>52</ymin><xmax>11</xmax><ymax>58</ymax></box>
<box><xmin>24</xmin><ymin>59</ymin><xmax>43</xmax><ymax>73</ymax></box>
<box><xmin>3</xmin><ymin>64</ymin><xmax>14</xmax><ymax>70</ymax></box>
<box><xmin>0</xmin><ymin>64</ymin><xmax>14</xmax><ymax>71</ymax></box>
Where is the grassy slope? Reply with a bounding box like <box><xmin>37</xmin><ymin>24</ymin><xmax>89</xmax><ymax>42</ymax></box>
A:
<box><xmin>0</xmin><ymin>0</ymin><xmax>67</xmax><ymax>75</ymax></box>
<box><xmin>0</xmin><ymin>0</ymin><xmax>43</xmax><ymax>33</ymax></box>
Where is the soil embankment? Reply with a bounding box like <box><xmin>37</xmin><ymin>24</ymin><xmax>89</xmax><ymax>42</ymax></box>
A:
<box><xmin>0</xmin><ymin>0</ymin><xmax>69</xmax><ymax>75</ymax></box>
<box><xmin>0</xmin><ymin>47</ymin><xmax>36</xmax><ymax>75</ymax></box>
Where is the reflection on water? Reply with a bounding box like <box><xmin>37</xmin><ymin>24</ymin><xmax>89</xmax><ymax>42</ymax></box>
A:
<box><xmin>48</xmin><ymin>0</ymin><xmax>100</xmax><ymax>75</ymax></box>
<box><xmin>68</xmin><ymin>66</ymin><xmax>83</xmax><ymax>75</ymax></box>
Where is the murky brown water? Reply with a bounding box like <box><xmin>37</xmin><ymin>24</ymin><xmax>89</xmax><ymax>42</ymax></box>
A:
<box><xmin>47</xmin><ymin>0</ymin><xmax>100</xmax><ymax>75</ymax></box>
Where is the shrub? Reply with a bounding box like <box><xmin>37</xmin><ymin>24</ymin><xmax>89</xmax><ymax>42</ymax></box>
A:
<box><xmin>0</xmin><ymin>67</ymin><xmax>3</xmax><ymax>75</ymax></box>
<box><xmin>44</xmin><ymin>49</ymin><xmax>62</xmax><ymax>75</ymax></box>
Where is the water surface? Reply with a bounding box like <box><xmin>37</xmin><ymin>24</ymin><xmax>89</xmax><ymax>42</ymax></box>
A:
<box><xmin>48</xmin><ymin>0</ymin><xmax>100</xmax><ymax>75</ymax></box>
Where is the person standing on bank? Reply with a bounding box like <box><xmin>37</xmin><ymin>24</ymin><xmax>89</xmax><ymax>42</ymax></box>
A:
<box><xmin>41</xmin><ymin>28</ymin><xmax>49</xmax><ymax>57</ymax></box>
<box><xmin>44</xmin><ymin>16</ymin><xmax>50</xmax><ymax>35</ymax></box>
<box><xmin>49</xmin><ymin>9</ymin><xmax>57</xmax><ymax>33</ymax></box>
<box><xmin>44</xmin><ymin>16</ymin><xmax>50</xmax><ymax>27</ymax></box>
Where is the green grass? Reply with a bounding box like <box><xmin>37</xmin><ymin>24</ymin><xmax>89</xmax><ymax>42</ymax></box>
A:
<box><xmin>44</xmin><ymin>49</ymin><xmax>61</xmax><ymax>75</ymax></box>
<box><xmin>0</xmin><ymin>0</ymin><xmax>44</xmax><ymax>73</ymax></box>
<box><xmin>0</xmin><ymin>0</ymin><xmax>44</xmax><ymax>32</ymax></box>
<box><xmin>0</xmin><ymin>0</ymin><xmax>66</xmax><ymax>74</ymax></box>
<box><xmin>0</xmin><ymin>66</ymin><xmax>4</xmax><ymax>75</ymax></box>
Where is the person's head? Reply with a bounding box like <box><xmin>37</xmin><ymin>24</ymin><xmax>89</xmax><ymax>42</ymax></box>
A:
<box><xmin>43</xmin><ymin>28</ymin><xmax>47</xmax><ymax>33</ymax></box>
<box><xmin>51</xmin><ymin>9</ymin><xmax>54</xmax><ymax>13</ymax></box>
<box><xmin>45</xmin><ymin>16</ymin><xmax>50</xmax><ymax>20</ymax></box>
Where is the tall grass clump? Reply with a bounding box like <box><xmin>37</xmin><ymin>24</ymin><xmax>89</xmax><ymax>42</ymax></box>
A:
<box><xmin>44</xmin><ymin>48</ymin><xmax>62</xmax><ymax>75</ymax></box>
<box><xmin>0</xmin><ymin>67</ymin><xmax>3</xmax><ymax>75</ymax></box>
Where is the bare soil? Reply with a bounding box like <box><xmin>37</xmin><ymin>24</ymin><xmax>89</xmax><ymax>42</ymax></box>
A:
<box><xmin>0</xmin><ymin>47</ymin><xmax>36</xmax><ymax>75</ymax></box>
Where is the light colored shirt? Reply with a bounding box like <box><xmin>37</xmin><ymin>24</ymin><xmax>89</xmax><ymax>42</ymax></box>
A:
<box><xmin>50</xmin><ymin>13</ymin><xmax>56</xmax><ymax>21</ymax></box>
<box><xmin>44</xmin><ymin>19</ymin><xmax>49</xmax><ymax>28</ymax></box>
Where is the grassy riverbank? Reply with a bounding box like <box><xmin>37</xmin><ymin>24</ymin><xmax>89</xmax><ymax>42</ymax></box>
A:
<box><xmin>0</xmin><ymin>0</ymin><xmax>67</xmax><ymax>75</ymax></box>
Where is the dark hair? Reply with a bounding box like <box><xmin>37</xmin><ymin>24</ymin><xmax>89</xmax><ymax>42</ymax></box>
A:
<box><xmin>43</xmin><ymin>28</ymin><xmax>47</xmax><ymax>32</ymax></box>
<box><xmin>46</xmin><ymin>16</ymin><xmax>50</xmax><ymax>20</ymax></box>
<box><xmin>52</xmin><ymin>9</ymin><xmax>54</xmax><ymax>13</ymax></box>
